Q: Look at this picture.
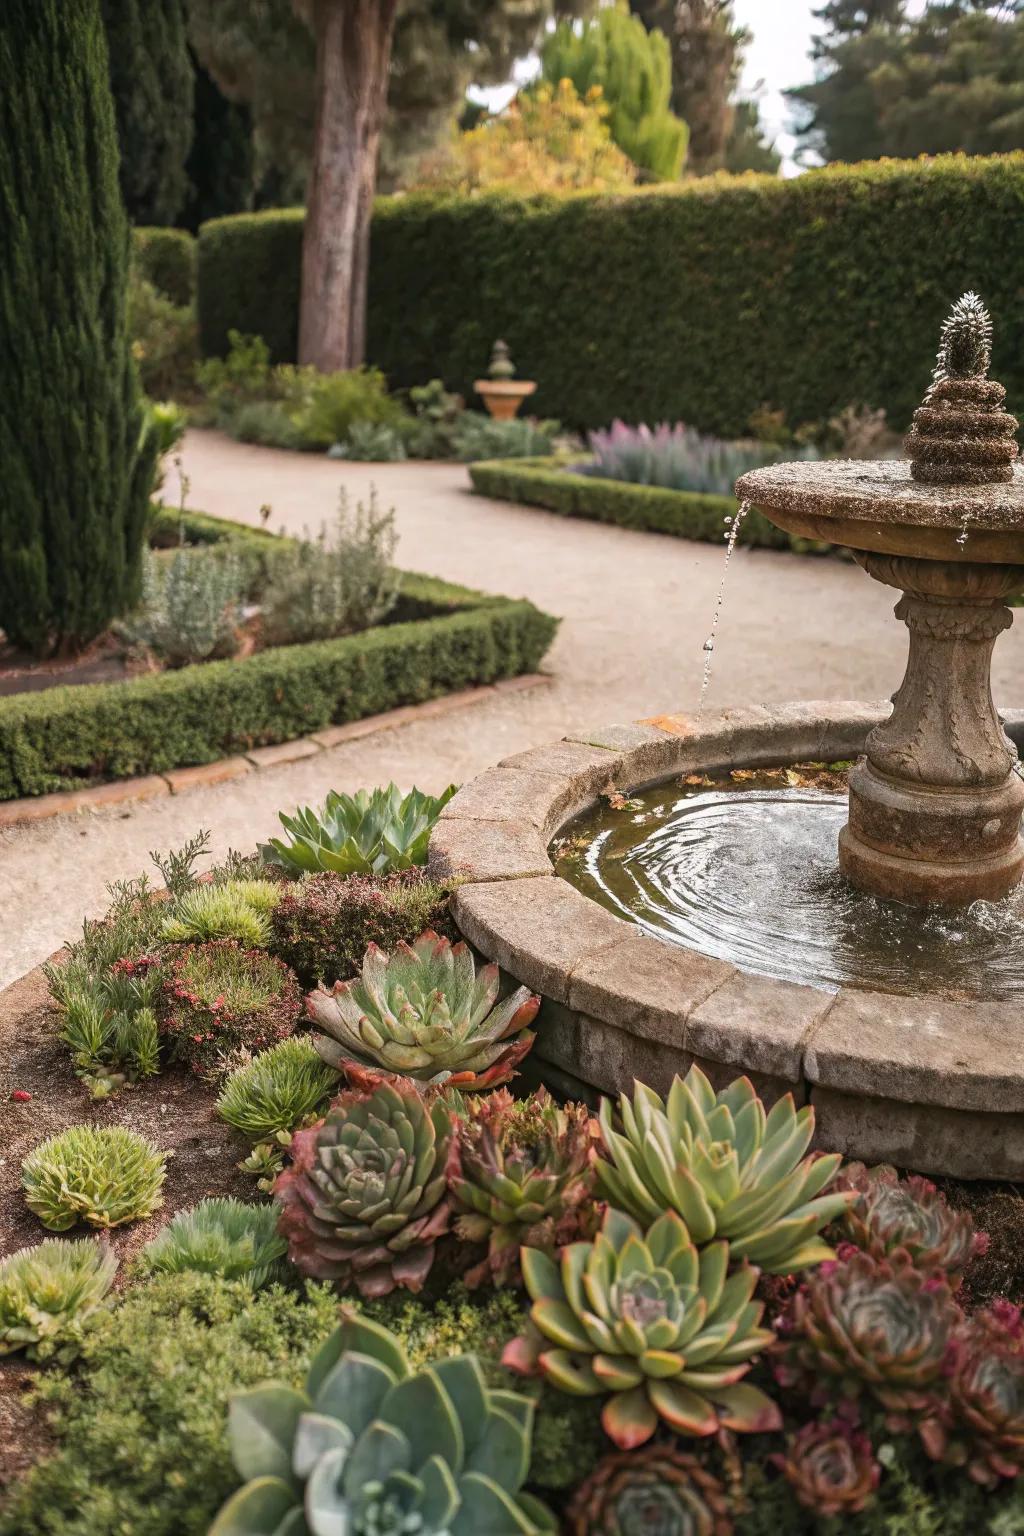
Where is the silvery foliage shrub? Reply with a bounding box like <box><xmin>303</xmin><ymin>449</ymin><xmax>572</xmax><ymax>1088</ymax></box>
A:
<box><xmin>329</xmin><ymin>421</ymin><xmax>407</xmax><ymax>462</ymax></box>
<box><xmin>452</xmin><ymin>412</ymin><xmax>560</xmax><ymax>462</ymax></box>
<box><xmin>585</xmin><ymin>420</ymin><xmax>818</xmax><ymax>497</ymax></box>
<box><xmin>260</xmin><ymin>488</ymin><xmax>399</xmax><ymax>646</ymax></box>
<box><xmin>121</xmin><ymin>547</ymin><xmax>245</xmax><ymax>666</ymax></box>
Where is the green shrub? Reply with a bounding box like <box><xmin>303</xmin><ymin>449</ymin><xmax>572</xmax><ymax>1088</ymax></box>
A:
<box><xmin>215</xmin><ymin>1037</ymin><xmax>337</xmax><ymax>1141</ymax></box>
<box><xmin>161</xmin><ymin>940</ymin><xmax>302</xmax><ymax>1079</ymax></box>
<box><xmin>452</xmin><ymin>411</ymin><xmax>561</xmax><ymax>462</ymax></box>
<box><xmin>260</xmin><ymin>490</ymin><xmax>399</xmax><ymax>646</ymax></box>
<box><xmin>22</xmin><ymin>1126</ymin><xmax>167</xmax><ymax>1231</ymax></box>
<box><xmin>119</xmin><ymin>546</ymin><xmax>246</xmax><ymax>666</ymax></box>
<box><xmin>137</xmin><ymin>1199</ymin><xmax>286</xmax><ymax>1287</ymax></box>
<box><xmin>269</xmin><ymin>867</ymin><xmax>460</xmax><ymax>988</ymax></box>
<box><xmin>289</xmin><ymin>365</ymin><xmax>407</xmax><ymax>451</ymax></box>
<box><xmin>404</xmin><ymin>378</ymin><xmax>466</xmax><ymax>459</ymax></box>
<box><xmin>132</xmin><ymin>226</ymin><xmax>196</xmax><ymax>306</ymax></box>
<box><xmin>332</xmin><ymin>420</ymin><xmax>408</xmax><ymax>460</ymax></box>
<box><xmin>468</xmin><ymin>455</ymin><xmax>821</xmax><ymax>550</ymax></box>
<box><xmin>197</xmin><ymin>158</ymin><xmax>1024</xmax><ymax>435</ymax></box>
<box><xmin>226</xmin><ymin>397</ymin><xmax>305</xmax><ymax>450</ymax></box>
<box><xmin>0</xmin><ymin>576</ymin><xmax>558</xmax><ymax>801</ymax></box>
<box><xmin>162</xmin><ymin>878</ymin><xmax>282</xmax><ymax>947</ymax></box>
<box><xmin>129</xmin><ymin>270</ymin><xmax>198</xmax><ymax>401</ymax></box>
<box><xmin>0</xmin><ymin>1274</ymin><xmax>549</xmax><ymax>1536</ymax></box>
<box><xmin>0</xmin><ymin>1239</ymin><xmax>117</xmax><ymax>1363</ymax></box>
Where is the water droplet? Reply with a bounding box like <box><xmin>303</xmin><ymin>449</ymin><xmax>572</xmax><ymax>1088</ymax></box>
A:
<box><xmin>702</xmin><ymin>638</ymin><xmax>714</xmax><ymax>653</ymax></box>
<box><xmin>697</xmin><ymin>501</ymin><xmax>750</xmax><ymax>720</ymax></box>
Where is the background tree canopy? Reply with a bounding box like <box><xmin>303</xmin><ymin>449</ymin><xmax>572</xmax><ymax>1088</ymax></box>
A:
<box><xmin>791</xmin><ymin>0</ymin><xmax>1024</xmax><ymax>164</ymax></box>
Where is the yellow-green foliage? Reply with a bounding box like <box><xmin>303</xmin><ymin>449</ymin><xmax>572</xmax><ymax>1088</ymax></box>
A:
<box><xmin>22</xmin><ymin>1125</ymin><xmax>167</xmax><ymax>1231</ymax></box>
<box><xmin>137</xmin><ymin>1199</ymin><xmax>286</xmax><ymax>1288</ymax></box>
<box><xmin>0</xmin><ymin>1239</ymin><xmax>117</xmax><ymax>1362</ymax></box>
<box><xmin>215</xmin><ymin>1037</ymin><xmax>337</xmax><ymax>1141</ymax></box>
<box><xmin>163</xmin><ymin>878</ymin><xmax>282</xmax><ymax>947</ymax></box>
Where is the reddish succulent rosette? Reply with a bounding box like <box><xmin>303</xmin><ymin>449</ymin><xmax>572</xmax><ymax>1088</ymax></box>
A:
<box><xmin>773</xmin><ymin>1419</ymin><xmax>880</xmax><ymax>1517</ymax></box>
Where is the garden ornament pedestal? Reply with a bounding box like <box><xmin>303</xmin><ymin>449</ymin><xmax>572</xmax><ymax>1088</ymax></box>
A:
<box><xmin>737</xmin><ymin>295</ymin><xmax>1024</xmax><ymax>907</ymax></box>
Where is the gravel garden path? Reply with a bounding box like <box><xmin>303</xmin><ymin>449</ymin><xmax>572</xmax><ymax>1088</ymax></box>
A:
<box><xmin>5</xmin><ymin>425</ymin><xmax>1024</xmax><ymax>987</ymax></box>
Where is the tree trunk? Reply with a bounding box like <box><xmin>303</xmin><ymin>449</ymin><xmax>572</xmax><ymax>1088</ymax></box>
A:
<box><xmin>298</xmin><ymin>0</ymin><xmax>397</xmax><ymax>372</ymax></box>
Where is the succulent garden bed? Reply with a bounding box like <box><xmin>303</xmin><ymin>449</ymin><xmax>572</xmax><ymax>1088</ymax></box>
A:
<box><xmin>0</xmin><ymin>507</ymin><xmax>556</xmax><ymax>801</ymax></box>
<box><xmin>1</xmin><ymin>780</ymin><xmax>1023</xmax><ymax>1534</ymax></box>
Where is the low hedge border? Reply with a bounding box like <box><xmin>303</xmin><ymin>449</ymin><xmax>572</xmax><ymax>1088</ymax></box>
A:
<box><xmin>467</xmin><ymin>456</ymin><xmax>833</xmax><ymax>553</ymax></box>
<box><xmin>132</xmin><ymin>227</ymin><xmax>196</xmax><ymax>307</ymax></box>
<box><xmin>0</xmin><ymin>514</ymin><xmax>558</xmax><ymax>800</ymax></box>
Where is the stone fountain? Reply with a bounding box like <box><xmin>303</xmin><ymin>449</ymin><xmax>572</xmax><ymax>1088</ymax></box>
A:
<box><xmin>737</xmin><ymin>294</ymin><xmax>1024</xmax><ymax>908</ymax></box>
<box><xmin>430</xmin><ymin>296</ymin><xmax>1024</xmax><ymax>1178</ymax></box>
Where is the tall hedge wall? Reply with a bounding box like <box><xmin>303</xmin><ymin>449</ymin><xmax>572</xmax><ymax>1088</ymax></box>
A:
<box><xmin>197</xmin><ymin>154</ymin><xmax>1024</xmax><ymax>436</ymax></box>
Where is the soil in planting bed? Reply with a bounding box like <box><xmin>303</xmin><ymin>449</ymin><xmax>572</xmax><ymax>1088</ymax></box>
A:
<box><xmin>0</xmin><ymin>961</ymin><xmax>253</xmax><ymax>1271</ymax></box>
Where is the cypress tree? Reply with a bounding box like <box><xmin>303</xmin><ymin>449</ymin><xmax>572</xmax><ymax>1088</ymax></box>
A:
<box><xmin>100</xmin><ymin>0</ymin><xmax>195</xmax><ymax>227</ymax></box>
<box><xmin>0</xmin><ymin>0</ymin><xmax>155</xmax><ymax>656</ymax></box>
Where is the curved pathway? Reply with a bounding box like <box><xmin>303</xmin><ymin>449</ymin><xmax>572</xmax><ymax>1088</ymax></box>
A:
<box><xmin>5</xmin><ymin>427</ymin><xmax>1024</xmax><ymax>985</ymax></box>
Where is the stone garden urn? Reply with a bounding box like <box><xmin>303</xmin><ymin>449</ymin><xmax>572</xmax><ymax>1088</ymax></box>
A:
<box><xmin>474</xmin><ymin>340</ymin><xmax>537</xmax><ymax>421</ymax></box>
<box><xmin>738</xmin><ymin>294</ymin><xmax>1024</xmax><ymax>908</ymax></box>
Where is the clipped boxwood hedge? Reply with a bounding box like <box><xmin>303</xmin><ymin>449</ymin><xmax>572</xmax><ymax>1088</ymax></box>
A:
<box><xmin>0</xmin><ymin>516</ymin><xmax>557</xmax><ymax>801</ymax></box>
<box><xmin>196</xmin><ymin>154</ymin><xmax>1024</xmax><ymax>435</ymax></box>
<box><xmin>133</xmin><ymin>226</ymin><xmax>196</xmax><ymax>307</ymax></box>
<box><xmin>467</xmin><ymin>456</ymin><xmax>832</xmax><ymax>553</ymax></box>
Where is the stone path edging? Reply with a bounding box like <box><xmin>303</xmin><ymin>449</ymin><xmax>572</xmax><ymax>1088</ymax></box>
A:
<box><xmin>0</xmin><ymin>675</ymin><xmax>549</xmax><ymax>830</ymax></box>
<box><xmin>429</xmin><ymin>700</ymin><xmax>1024</xmax><ymax>1180</ymax></box>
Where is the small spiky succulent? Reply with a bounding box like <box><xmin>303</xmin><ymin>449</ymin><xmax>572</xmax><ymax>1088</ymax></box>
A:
<box><xmin>776</xmin><ymin>1249</ymin><xmax>961</xmax><ymax>1418</ymax></box>
<box><xmin>308</xmin><ymin>931</ymin><xmax>539</xmax><ymax>1090</ymax></box>
<box><xmin>216</xmin><ymin>1036</ymin><xmax>338</xmax><ymax>1142</ymax></box>
<box><xmin>274</xmin><ymin>1068</ymin><xmax>458</xmax><ymax>1296</ymax></box>
<box><xmin>162</xmin><ymin>878</ymin><xmax>282</xmax><ymax>948</ymax></box>
<box><xmin>772</xmin><ymin>1419</ymin><xmax>880</xmax><ymax>1517</ymax></box>
<box><xmin>565</xmin><ymin>1444</ymin><xmax>733</xmax><ymax>1534</ymax></box>
<box><xmin>0</xmin><ymin>1239</ymin><xmax>117</xmax><ymax>1362</ymax></box>
<box><xmin>138</xmin><ymin>1198</ymin><xmax>287</xmax><ymax>1288</ymax></box>
<box><xmin>836</xmin><ymin>1163</ymin><xmax>987</xmax><ymax>1282</ymax></box>
<box><xmin>22</xmin><ymin>1125</ymin><xmax>167</xmax><ymax>1231</ymax></box>
<box><xmin>504</xmin><ymin>1206</ymin><xmax>780</xmax><ymax>1449</ymax></box>
<box><xmin>922</xmin><ymin>1301</ymin><xmax>1024</xmax><ymax>1488</ymax></box>
<box><xmin>260</xmin><ymin>782</ymin><xmax>458</xmax><ymax>877</ymax></box>
<box><xmin>450</xmin><ymin>1088</ymin><xmax>597</xmax><ymax>1287</ymax></box>
<box><xmin>930</xmin><ymin>291</ymin><xmax>993</xmax><ymax>387</ymax></box>
<box><xmin>209</xmin><ymin>1307</ymin><xmax>555</xmax><ymax>1535</ymax></box>
<box><xmin>596</xmin><ymin>1069</ymin><xmax>854</xmax><ymax>1274</ymax></box>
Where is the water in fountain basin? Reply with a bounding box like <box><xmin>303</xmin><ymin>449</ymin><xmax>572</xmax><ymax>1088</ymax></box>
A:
<box><xmin>697</xmin><ymin>501</ymin><xmax>750</xmax><ymax>720</ymax></box>
<box><xmin>554</xmin><ymin>771</ymin><xmax>1024</xmax><ymax>1001</ymax></box>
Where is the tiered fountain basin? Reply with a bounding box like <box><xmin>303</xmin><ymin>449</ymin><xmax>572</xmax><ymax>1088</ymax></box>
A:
<box><xmin>429</xmin><ymin>701</ymin><xmax>1024</xmax><ymax>1181</ymax></box>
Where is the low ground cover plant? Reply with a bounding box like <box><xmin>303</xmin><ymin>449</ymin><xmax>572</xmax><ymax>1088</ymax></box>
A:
<box><xmin>0</xmin><ymin>1240</ymin><xmax>117</xmax><ymax>1363</ymax></box>
<box><xmin>7</xmin><ymin>791</ymin><xmax>1024</xmax><ymax>1532</ymax></box>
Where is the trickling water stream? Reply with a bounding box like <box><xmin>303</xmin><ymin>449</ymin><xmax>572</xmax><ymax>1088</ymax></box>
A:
<box><xmin>696</xmin><ymin>500</ymin><xmax>750</xmax><ymax>719</ymax></box>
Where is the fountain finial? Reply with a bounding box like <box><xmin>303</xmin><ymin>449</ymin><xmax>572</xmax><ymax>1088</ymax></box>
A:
<box><xmin>904</xmin><ymin>292</ymin><xmax>1018</xmax><ymax>486</ymax></box>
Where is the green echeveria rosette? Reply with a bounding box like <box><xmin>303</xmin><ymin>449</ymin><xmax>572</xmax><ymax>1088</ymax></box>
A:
<box><xmin>504</xmin><ymin>1206</ymin><xmax>780</xmax><ymax>1449</ymax></box>
<box><xmin>273</xmin><ymin>1069</ymin><xmax>458</xmax><ymax>1296</ymax></box>
<box><xmin>450</xmin><ymin>1087</ymin><xmax>597</xmax><ymax>1287</ymax></box>
<box><xmin>595</xmin><ymin>1067</ymin><xmax>855</xmax><ymax>1275</ymax></box>
<box><xmin>259</xmin><ymin>782</ymin><xmax>458</xmax><ymax>877</ymax></box>
<box><xmin>565</xmin><ymin>1443</ymin><xmax>734</xmax><ymax>1535</ymax></box>
<box><xmin>308</xmin><ymin>930</ymin><xmax>539</xmax><ymax>1090</ymax></box>
<box><xmin>775</xmin><ymin>1248</ymin><xmax>961</xmax><ymax>1420</ymax></box>
<box><xmin>920</xmin><ymin>1300</ymin><xmax>1024</xmax><ymax>1488</ymax></box>
<box><xmin>771</xmin><ymin>1419</ymin><xmax>880</xmax><ymax>1518</ymax></box>
<box><xmin>209</xmin><ymin>1307</ymin><xmax>556</xmax><ymax>1536</ymax></box>
<box><xmin>835</xmin><ymin>1162</ymin><xmax>988</xmax><ymax>1283</ymax></box>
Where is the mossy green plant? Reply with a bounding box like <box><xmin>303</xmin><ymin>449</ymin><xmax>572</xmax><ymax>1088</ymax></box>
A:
<box><xmin>162</xmin><ymin>878</ymin><xmax>282</xmax><ymax>947</ymax></box>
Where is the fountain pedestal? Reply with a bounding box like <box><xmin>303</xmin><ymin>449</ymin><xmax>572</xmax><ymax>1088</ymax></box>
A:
<box><xmin>840</xmin><ymin>553</ymin><xmax>1024</xmax><ymax>905</ymax></box>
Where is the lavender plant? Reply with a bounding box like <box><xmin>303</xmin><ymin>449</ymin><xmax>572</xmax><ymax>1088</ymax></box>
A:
<box><xmin>584</xmin><ymin>420</ymin><xmax>817</xmax><ymax>497</ymax></box>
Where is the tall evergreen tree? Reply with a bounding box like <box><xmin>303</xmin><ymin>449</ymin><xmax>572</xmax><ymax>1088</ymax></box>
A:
<box><xmin>541</xmin><ymin>4</ymin><xmax>687</xmax><ymax>180</ymax></box>
<box><xmin>181</xmin><ymin>53</ymin><xmax>255</xmax><ymax>230</ymax></box>
<box><xmin>0</xmin><ymin>0</ymin><xmax>155</xmax><ymax>655</ymax></box>
<box><xmin>100</xmin><ymin>0</ymin><xmax>195</xmax><ymax>226</ymax></box>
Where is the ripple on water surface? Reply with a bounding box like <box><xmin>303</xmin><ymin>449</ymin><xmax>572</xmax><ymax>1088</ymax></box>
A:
<box><xmin>555</xmin><ymin>778</ymin><xmax>1024</xmax><ymax>1001</ymax></box>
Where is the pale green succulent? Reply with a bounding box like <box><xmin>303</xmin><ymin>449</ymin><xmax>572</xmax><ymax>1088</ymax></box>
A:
<box><xmin>0</xmin><ymin>1239</ymin><xmax>117</xmax><ymax>1362</ymax></box>
<box><xmin>209</xmin><ymin>1307</ymin><xmax>556</xmax><ymax>1535</ymax></box>
<box><xmin>308</xmin><ymin>930</ymin><xmax>539</xmax><ymax>1090</ymax></box>
<box><xmin>505</xmin><ymin>1206</ymin><xmax>780</xmax><ymax>1449</ymax></box>
<box><xmin>22</xmin><ymin>1125</ymin><xmax>167</xmax><ymax>1231</ymax></box>
<box><xmin>163</xmin><ymin>878</ymin><xmax>282</xmax><ymax>947</ymax></box>
<box><xmin>260</xmin><ymin>783</ymin><xmax>458</xmax><ymax>877</ymax></box>
<box><xmin>138</xmin><ymin>1198</ymin><xmax>287</xmax><ymax>1288</ymax></box>
<box><xmin>596</xmin><ymin>1068</ymin><xmax>854</xmax><ymax>1274</ymax></box>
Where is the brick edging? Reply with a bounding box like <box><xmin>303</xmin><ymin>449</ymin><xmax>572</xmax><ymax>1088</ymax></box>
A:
<box><xmin>0</xmin><ymin>674</ymin><xmax>550</xmax><ymax>831</ymax></box>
